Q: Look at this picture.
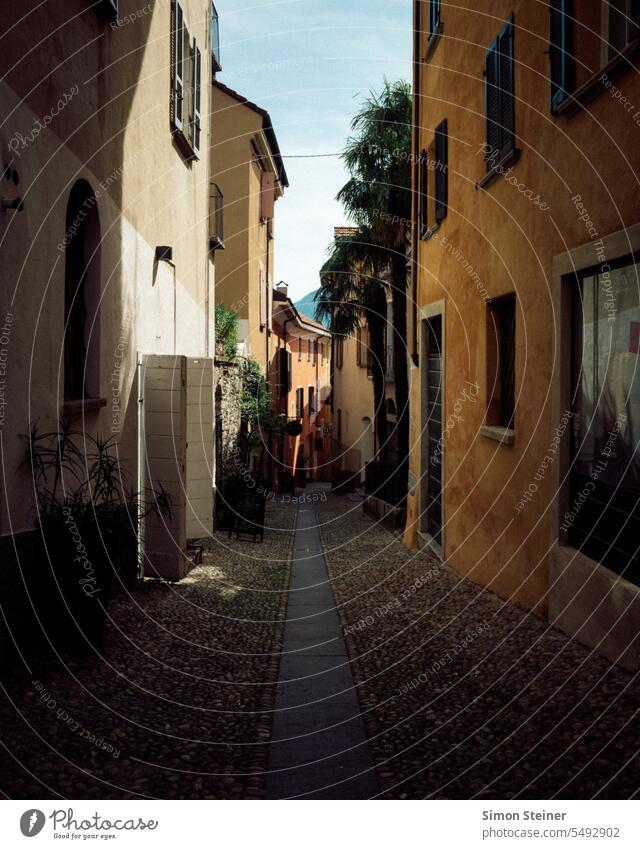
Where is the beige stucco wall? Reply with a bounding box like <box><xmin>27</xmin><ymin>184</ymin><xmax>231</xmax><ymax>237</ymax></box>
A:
<box><xmin>0</xmin><ymin>0</ymin><xmax>213</xmax><ymax>535</ymax></box>
<box><xmin>332</xmin><ymin>330</ymin><xmax>375</xmax><ymax>477</ymax></box>
<box><xmin>405</xmin><ymin>0</ymin><xmax>640</xmax><ymax>617</ymax></box>
<box><xmin>211</xmin><ymin>86</ymin><xmax>277</xmax><ymax>374</ymax></box>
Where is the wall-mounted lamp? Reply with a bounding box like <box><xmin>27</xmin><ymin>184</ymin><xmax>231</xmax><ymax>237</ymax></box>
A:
<box><xmin>155</xmin><ymin>245</ymin><xmax>173</xmax><ymax>263</ymax></box>
<box><xmin>2</xmin><ymin>196</ymin><xmax>24</xmax><ymax>212</ymax></box>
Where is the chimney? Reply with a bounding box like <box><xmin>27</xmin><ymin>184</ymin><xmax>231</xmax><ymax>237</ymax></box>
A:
<box><xmin>276</xmin><ymin>280</ymin><xmax>288</xmax><ymax>297</ymax></box>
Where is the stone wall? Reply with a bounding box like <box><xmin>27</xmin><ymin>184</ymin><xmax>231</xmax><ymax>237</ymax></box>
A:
<box><xmin>214</xmin><ymin>358</ymin><xmax>243</xmax><ymax>492</ymax></box>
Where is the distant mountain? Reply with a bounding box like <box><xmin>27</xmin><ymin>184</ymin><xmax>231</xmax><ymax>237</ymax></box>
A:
<box><xmin>294</xmin><ymin>288</ymin><xmax>327</xmax><ymax>326</ymax></box>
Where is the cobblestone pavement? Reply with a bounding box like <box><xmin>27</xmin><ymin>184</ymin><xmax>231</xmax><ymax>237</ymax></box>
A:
<box><xmin>0</xmin><ymin>501</ymin><xmax>295</xmax><ymax>799</ymax></box>
<box><xmin>316</xmin><ymin>496</ymin><xmax>640</xmax><ymax>799</ymax></box>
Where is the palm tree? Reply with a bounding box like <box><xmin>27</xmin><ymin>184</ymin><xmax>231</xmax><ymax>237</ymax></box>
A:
<box><xmin>316</xmin><ymin>229</ymin><xmax>389</xmax><ymax>458</ymax></box>
<box><xmin>336</xmin><ymin>79</ymin><xmax>412</xmax><ymax>493</ymax></box>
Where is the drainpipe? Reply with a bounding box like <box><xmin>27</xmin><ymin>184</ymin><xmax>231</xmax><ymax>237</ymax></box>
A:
<box><xmin>411</xmin><ymin>0</ymin><xmax>421</xmax><ymax>367</ymax></box>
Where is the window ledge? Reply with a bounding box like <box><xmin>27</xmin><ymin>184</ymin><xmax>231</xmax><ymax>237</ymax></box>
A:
<box><xmin>420</xmin><ymin>222</ymin><xmax>440</xmax><ymax>242</ymax></box>
<box><xmin>480</xmin><ymin>425</ymin><xmax>514</xmax><ymax>445</ymax></box>
<box><xmin>476</xmin><ymin>148</ymin><xmax>521</xmax><ymax>190</ymax></box>
<box><xmin>62</xmin><ymin>397</ymin><xmax>107</xmax><ymax>417</ymax></box>
<box><xmin>554</xmin><ymin>39</ymin><xmax>640</xmax><ymax>115</ymax></box>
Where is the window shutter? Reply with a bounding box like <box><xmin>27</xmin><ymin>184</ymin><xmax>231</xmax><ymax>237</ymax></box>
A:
<box><xmin>260</xmin><ymin>171</ymin><xmax>275</xmax><ymax>220</ymax></box>
<box><xmin>287</xmin><ymin>352</ymin><xmax>292</xmax><ymax>392</ymax></box>
<box><xmin>193</xmin><ymin>45</ymin><xmax>201</xmax><ymax>153</ymax></box>
<box><xmin>549</xmin><ymin>0</ymin><xmax>572</xmax><ymax>111</ymax></box>
<box><xmin>419</xmin><ymin>149</ymin><xmax>428</xmax><ymax>238</ymax></box>
<box><xmin>429</xmin><ymin>0</ymin><xmax>441</xmax><ymax>40</ymax></box>
<box><xmin>498</xmin><ymin>20</ymin><xmax>515</xmax><ymax>159</ymax></box>
<box><xmin>259</xmin><ymin>267</ymin><xmax>267</xmax><ymax>328</ymax></box>
<box><xmin>435</xmin><ymin>118</ymin><xmax>448</xmax><ymax>224</ymax></box>
<box><xmin>484</xmin><ymin>40</ymin><xmax>500</xmax><ymax>165</ymax></box>
<box><xmin>172</xmin><ymin>2</ymin><xmax>184</xmax><ymax>131</ymax></box>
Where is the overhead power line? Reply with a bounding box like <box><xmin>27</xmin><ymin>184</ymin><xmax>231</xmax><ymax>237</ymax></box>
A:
<box><xmin>280</xmin><ymin>153</ymin><xmax>341</xmax><ymax>158</ymax></box>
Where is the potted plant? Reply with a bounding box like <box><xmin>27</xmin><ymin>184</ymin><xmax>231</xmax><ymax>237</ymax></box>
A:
<box><xmin>21</xmin><ymin>421</ymin><xmax>171</xmax><ymax>653</ymax></box>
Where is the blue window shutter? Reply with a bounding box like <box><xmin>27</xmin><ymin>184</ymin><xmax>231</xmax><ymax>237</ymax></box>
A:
<box><xmin>497</xmin><ymin>19</ymin><xmax>515</xmax><ymax>160</ymax></box>
<box><xmin>429</xmin><ymin>0</ymin><xmax>441</xmax><ymax>41</ymax></box>
<box><xmin>550</xmin><ymin>0</ymin><xmax>572</xmax><ymax>112</ymax></box>
<box><xmin>484</xmin><ymin>39</ymin><xmax>500</xmax><ymax>165</ymax></box>
<box><xmin>435</xmin><ymin>119</ymin><xmax>448</xmax><ymax>223</ymax></box>
<box><xmin>419</xmin><ymin>149</ymin><xmax>428</xmax><ymax>238</ymax></box>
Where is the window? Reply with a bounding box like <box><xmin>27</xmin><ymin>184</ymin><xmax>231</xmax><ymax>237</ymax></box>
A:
<box><xmin>420</xmin><ymin>119</ymin><xmax>448</xmax><ymax>238</ymax></box>
<box><xmin>278</xmin><ymin>347</ymin><xmax>291</xmax><ymax>397</ymax></box>
<box><xmin>484</xmin><ymin>18</ymin><xmax>515</xmax><ymax>170</ymax></box>
<box><xmin>308</xmin><ymin>385</ymin><xmax>315</xmax><ymax>415</ymax></box>
<box><xmin>209</xmin><ymin>182</ymin><xmax>224</xmax><ymax>250</ymax></box>
<box><xmin>569</xmin><ymin>257</ymin><xmax>640</xmax><ymax>583</ymax></box>
<box><xmin>307</xmin><ymin>338</ymin><xmax>311</xmax><ymax>361</ymax></box>
<box><xmin>296</xmin><ymin>387</ymin><xmax>304</xmax><ymax>419</ymax></box>
<box><xmin>211</xmin><ymin>2</ymin><xmax>222</xmax><ymax>75</ymax></box>
<box><xmin>603</xmin><ymin>0</ymin><xmax>640</xmax><ymax>62</ymax></box>
<box><xmin>64</xmin><ymin>180</ymin><xmax>102</xmax><ymax>402</ymax></box>
<box><xmin>171</xmin><ymin>1</ymin><xmax>202</xmax><ymax>157</ymax></box>
<box><xmin>320</xmin><ymin>342</ymin><xmax>324</xmax><ymax>363</ymax></box>
<box><xmin>313</xmin><ymin>339</ymin><xmax>318</xmax><ymax>365</ymax></box>
<box><xmin>298</xmin><ymin>336</ymin><xmax>302</xmax><ymax>360</ymax></box>
<box><xmin>486</xmin><ymin>293</ymin><xmax>516</xmax><ymax>430</ymax></box>
<box><xmin>91</xmin><ymin>0</ymin><xmax>118</xmax><ymax>20</ymax></box>
<box><xmin>428</xmin><ymin>0</ymin><xmax>442</xmax><ymax>42</ymax></box>
<box><xmin>549</xmin><ymin>0</ymin><xmax>573</xmax><ymax>111</ymax></box>
<box><xmin>551</xmin><ymin>1</ymin><xmax>640</xmax><ymax>104</ymax></box>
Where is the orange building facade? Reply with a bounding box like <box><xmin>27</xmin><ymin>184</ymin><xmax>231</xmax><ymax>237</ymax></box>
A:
<box><xmin>270</xmin><ymin>285</ymin><xmax>332</xmax><ymax>487</ymax></box>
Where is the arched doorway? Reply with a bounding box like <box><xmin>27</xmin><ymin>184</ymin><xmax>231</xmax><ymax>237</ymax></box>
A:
<box><xmin>63</xmin><ymin>180</ymin><xmax>101</xmax><ymax>401</ymax></box>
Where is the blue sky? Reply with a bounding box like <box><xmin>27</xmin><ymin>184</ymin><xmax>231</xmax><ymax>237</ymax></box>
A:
<box><xmin>217</xmin><ymin>0</ymin><xmax>412</xmax><ymax>302</ymax></box>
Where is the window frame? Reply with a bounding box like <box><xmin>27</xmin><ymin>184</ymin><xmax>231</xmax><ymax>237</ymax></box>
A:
<box><xmin>428</xmin><ymin>0</ymin><xmax>442</xmax><ymax>43</ymax></box>
<box><xmin>420</xmin><ymin>118</ymin><xmax>448</xmax><ymax>239</ymax></box>
<box><xmin>549</xmin><ymin>0</ymin><xmax>573</xmax><ymax>112</ymax></box>
<box><xmin>211</xmin><ymin>1</ymin><xmax>222</xmax><ymax>75</ymax></box>
<box><xmin>171</xmin><ymin>1</ymin><xmax>202</xmax><ymax>160</ymax></box>
<box><xmin>486</xmin><ymin>293</ymin><xmax>516</xmax><ymax>433</ymax></box>
<box><xmin>483</xmin><ymin>17</ymin><xmax>516</xmax><ymax>172</ymax></box>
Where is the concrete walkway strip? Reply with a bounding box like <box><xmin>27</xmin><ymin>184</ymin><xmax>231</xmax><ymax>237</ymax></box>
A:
<box><xmin>266</xmin><ymin>505</ymin><xmax>379</xmax><ymax>800</ymax></box>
